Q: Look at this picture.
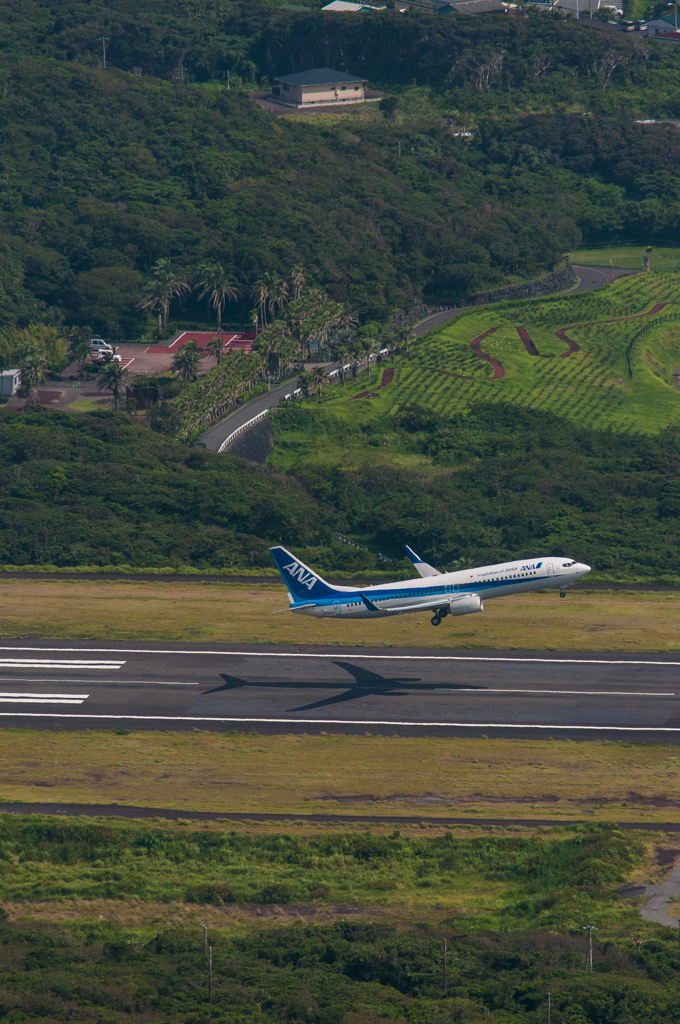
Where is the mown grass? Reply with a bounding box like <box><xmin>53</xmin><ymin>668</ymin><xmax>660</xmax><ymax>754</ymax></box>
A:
<box><xmin>2</xmin><ymin>579</ymin><xmax>680</xmax><ymax>648</ymax></box>
<box><xmin>571</xmin><ymin>247</ymin><xmax>680</xmax><ymax>271</ymax></box>
<box><xmin>3</xmin><ymin>729</ymin><xmax>680</xmax><ymax>824</ymax></box>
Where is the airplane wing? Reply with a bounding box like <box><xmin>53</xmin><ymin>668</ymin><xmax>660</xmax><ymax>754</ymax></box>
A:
<box><xmin>403</xmin><ymin>544</ymin><xmax>440</xmax><ymax>578</ymax></box>
<box><xmin>360</xmin><ymin>592</ymin><xmax>449</xmax><ymax>614</ymax></box>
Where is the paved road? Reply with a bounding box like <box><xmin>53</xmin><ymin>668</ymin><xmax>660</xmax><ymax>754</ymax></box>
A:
<box><xmin>412</xmin><ymin>266</ymin><xmax>636</xmax><ymax>336</ymax></box>
<box><xmin>1</xmin><ymin>641</ymin><xmax>680</xmax><ymax>739</ymax></box>
<box><xmin>642</xmin><ymin>865</ymin><xmax>680</xmax><ymax>928</ymax></box>
<box><xmin>200</xmin><ymin>362</ymin><xmax>342</xmax><ymax>452</ymax></box>
<box><xmin>201</xmin><ymin>376</ymin><xmax>298</xmax><ymax>452</ymax></box>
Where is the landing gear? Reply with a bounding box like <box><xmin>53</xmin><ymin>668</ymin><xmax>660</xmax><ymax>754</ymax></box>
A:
<box><xmin>431</xmin><ymin>615</ymin><xmax>441</xmax><ymax>626</ymax></box>
<box><xmin>559</xmin><ymin>591</ymin><xmax>566</xmax><ymax>598</ymax></box>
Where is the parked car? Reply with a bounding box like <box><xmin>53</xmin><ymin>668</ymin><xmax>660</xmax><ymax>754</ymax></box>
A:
<box><xmin>92</xmin><ymin>349</ymin><xmax>122</xmax><ymax>363</ymax></box>
<box><xmin>89</xmin><ymin>338</ymin><xmax>114</xmax><ymax>354</ymax></box>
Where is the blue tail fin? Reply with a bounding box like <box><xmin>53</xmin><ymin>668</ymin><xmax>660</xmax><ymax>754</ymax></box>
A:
<box><xmin>269</xmin><ymin>546</ymin><xmax>338</xmax><ymax>602</ymax></box>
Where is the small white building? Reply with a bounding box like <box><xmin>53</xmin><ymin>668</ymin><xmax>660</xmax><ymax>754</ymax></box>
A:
<box><xmin>271</xmin><ymin>68</ymin><xmax>370</xmax><ymax>108</ymax></box>
<box><xmin>0</xmin><ymin>369</ymin><xmax>21</xmax><ymax>397</ymax></box>
<box><xmin>322</xmin><ymin>1</ymin><xmax>383</xmax><ymax>9</ymax></box>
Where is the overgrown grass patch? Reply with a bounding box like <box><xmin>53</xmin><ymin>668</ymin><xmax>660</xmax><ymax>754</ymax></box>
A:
<box><xmin>0</xmin><ymin>815</ymin><xmax>644</xmax><ymax>929</ymax></box>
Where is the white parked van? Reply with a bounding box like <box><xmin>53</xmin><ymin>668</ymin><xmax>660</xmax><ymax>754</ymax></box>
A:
<box><xmin>89</xmin><ymin>338</ymin><xmax>114</xmax><ymax>354</ymax></box>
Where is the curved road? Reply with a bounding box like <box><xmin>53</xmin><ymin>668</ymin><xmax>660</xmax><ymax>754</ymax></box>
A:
<box><xmin>642</xmin><ymin>867</ymin><xmax>680</xmax><ymax>928</ymax></box>
<box><xmin>412</xmin><ymin>265</ymin><xmax>632</xmax><ymax>336</ymax></box>
<box><xmin>201</xmin><ymin>266</ymin><xmax>635</xmax><ymax>450</ymax></box>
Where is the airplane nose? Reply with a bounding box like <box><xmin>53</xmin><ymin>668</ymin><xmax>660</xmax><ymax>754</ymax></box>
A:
<box><xmin>579</xmin><ymin>563</ymin><xmax>591</xmax><ymax>574</ymax></box>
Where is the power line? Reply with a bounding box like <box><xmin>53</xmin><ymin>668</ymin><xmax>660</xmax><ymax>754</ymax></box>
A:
<box><xmin>97</xmin><ymin>36</ymin><xmax>110</xmax><ymax>68</ymax></box>
<box><xmin>582</xmin><ymin>925</ymin><xmax>597</xmax><ymax>971</ymax></box>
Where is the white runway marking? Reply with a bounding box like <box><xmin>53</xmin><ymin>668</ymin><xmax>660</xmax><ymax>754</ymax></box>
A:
<box><xmin>0</xmin><ymin>659</ymin><xmax>125</xmax><ymax>669</ymax></box>
<box><xmin>0</xmin><ymin>712</ymin><xmax>679</xmax><ymax>731</ymax></box>
<box><xmin>443</xmin><ymin>688</ymin><xmax>675</xmax><ymax>697</ymax></box>
<box><xmin>0</xmin><ymin>678</ymin><xmax>197</xmax><ymax>686</ymax></box>
<box><xmin>0</xmin><ymin>692</ymin><xmax>88</xmax><ymax>704</ymax></box>
<box><xmin>0</xmin><ymin>647</ymin><xmax>677</xmax><ymax>666</ymax></box>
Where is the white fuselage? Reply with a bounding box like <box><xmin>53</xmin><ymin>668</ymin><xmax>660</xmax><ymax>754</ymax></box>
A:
<box><xmin>291</xmin><ymin>556</ymin><xmax>590</xmax><ymax>618</ymax></box>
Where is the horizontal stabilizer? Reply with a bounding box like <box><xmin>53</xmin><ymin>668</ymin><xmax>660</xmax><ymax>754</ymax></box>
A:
<box><xmin>403</xmin><ymin>543</ymin><xmax>440</xmax><ymax>578</ymax></box>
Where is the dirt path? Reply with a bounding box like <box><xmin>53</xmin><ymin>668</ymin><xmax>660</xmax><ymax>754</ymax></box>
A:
<box><xmin>554</xmin><ymin>303</ymin><xmax>670</xmax><ymax>358</ymax></box>
<box><xmin>516</xmin><ymin>327</ymin><xmax>539</xmax><ymax>356</ymax></box>
<box><xmin>470</xmin><ymin>327</ymin><xmax>505</xmax><ymax>379</ymax></box>
<box><xmin>353</xmin><ymin>365</ymin><xmax>395</xmax><ymax>399</ymax></box>
<box><xmin>1</xmin><ymin>801</ymin><xmax>679</xmax><ymax>831</ymax></box>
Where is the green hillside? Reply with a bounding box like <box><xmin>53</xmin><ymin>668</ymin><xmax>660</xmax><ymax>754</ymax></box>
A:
<box><xmin>0</xmin><ymin>1</ymin><xmax>679</xmax><ymax>336</ymax></box>
<box><xmin>317</xmin><ymin>273</ymin><xmax>680</xmax><ymax>433</ymax></box>
<box><xmin>263</xmin><ymin>273</ymin><xmax>680</xmax><ymax>580</ymax></box>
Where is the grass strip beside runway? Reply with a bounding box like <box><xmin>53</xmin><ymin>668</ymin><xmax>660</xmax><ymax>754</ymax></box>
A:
<box><xmin>2</xmin><ymin>730</ymin><xmax>680</xmax><ymax>825</ymax></box>
<box><xmin>0</xmin><ymin>579</ymin><xmax>680</xmax><ymax>650</ymax></box>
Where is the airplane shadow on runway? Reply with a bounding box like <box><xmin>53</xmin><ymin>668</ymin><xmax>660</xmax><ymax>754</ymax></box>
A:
<box><xmin>203</xmin><ymin>661</ymin><xmax>485</xmax><ymax>712</ymax></box>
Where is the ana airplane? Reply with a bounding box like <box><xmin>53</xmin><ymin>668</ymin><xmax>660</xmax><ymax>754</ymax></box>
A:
<box><xmin>270</xmin><ymin>544</ymin><xmax>590</xmax><ymax>626</ymax></box>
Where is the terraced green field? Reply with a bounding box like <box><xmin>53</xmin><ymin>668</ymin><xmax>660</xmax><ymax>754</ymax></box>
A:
<box><xmin>328</xmin><ymin>272</ymin><xmax>680</xmax><ymax>433</ymax></box>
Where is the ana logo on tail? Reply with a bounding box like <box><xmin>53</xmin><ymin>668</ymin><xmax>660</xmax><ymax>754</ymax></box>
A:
<box><xmin>283</xmin><ymin>561</ymin><xmax>317</xmax><ymax>591</ymax></box>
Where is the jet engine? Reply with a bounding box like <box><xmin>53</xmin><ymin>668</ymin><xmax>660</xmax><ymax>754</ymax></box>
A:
<box><xmin>448</xmin><ymin>594</ymin><xmax>483</xmax><ymax>616</ymax></box>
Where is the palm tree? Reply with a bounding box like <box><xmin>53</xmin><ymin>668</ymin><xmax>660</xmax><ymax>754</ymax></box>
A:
<box><xmin>206</xmin><ymin>337</ymin><xmax>225</xmax><ymax>365</ymax></box>
<box><xmin>195</xmin><ymin>263</ymin><xmax>239</xmax><ymax>330</ymax></box>
<box><xmin>172</xmin><ymin>340</ymin><xmax>201</xmax><ymax>381</ymax></box>
<box><xmin>139</xmin><ymin>258</ymin><xmax>191</xmax><ymax>337</ymax></box>
<box><xmin>182</xmin><ymin>428</ymin><xmax>208</xmax><ymax>448</ymax></box>
<box><xmin>272</xmin><ymin>277</ymin><xmax>289</xmax><ymax>317</ymax></box>
<box><xmin>335</xmin><ymin>345</ymin><xmax>350</xmax><ymax>385</ymax></box>
<box><xmin>96</xmin><ymin>361</ymin><xmax>130</xmax><ymax>410</ymax></box>
<box><xmin>252</xmin><ymin>279</ymin><xmax>271</xmax><ymax>326</ymax></box>
<box><xmin>18</xmin><ymin>351</ymin><xmax>47</xmax><ymax>407</ymax></box>
<box><xmin>289</xmin><ymin>265</ymin><xmax>305</xmax><ymax>300</ymax></box>
<box><xmin>309</xmin><ymin>366</ymin><xmax>327</xmax><ymax>401</ymax></box>
<box><xmin>75</xmin><ymin>343</ymin><xmax>92</xmax><ymax>373</ymax></box>
<box><xmin>350</xmin><ymin>336</ymin><xmax>372</xmax><ymax>370</ymax></box>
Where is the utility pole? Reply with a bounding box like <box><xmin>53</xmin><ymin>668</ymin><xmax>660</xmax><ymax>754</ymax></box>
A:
<box><xmin>201</xmin><ymin>924</ymin><xmax>207</xmax><ymax>956</ymax></box>
<box><xmin>227</xmin><ymin>69</ymin><xmax>230</xmax><ymax>90</ymax></box>
<box><xmin>398</xmin><ymin>139</ymin><xmax>402</xmax><ymax>157</ymax></box>
<box><xmin>174</xmin><ymin>64</ymin><xmax>186</xmax><ymax>84</ymax></box>
<box><xmin>208</xmin><ymin>945</ymin><xmax>213</xmax><ymax>1003</ymax></box>
<box><xmin>98</xmin><ymin>36</ymin><xmax>110</xmax><ymax>68</ymax></box>
<box><xmin>610</xmin><ymin>258</ymin><xmax>615</xmax><ymax>283</ymax></box>
<box><xmin>547</xmin><ymin>991</ymin><xmax>551</xmax><ymax>1024</ymax></box>
<box><xmin>583</xmin><ymin>925</ymin><xmax>597</xmax><ymax>971</ymax></box>
<box><xmin>443</xmin><ymin>938</ymin><xmax>447</xmax><ymax>994</ymax></box>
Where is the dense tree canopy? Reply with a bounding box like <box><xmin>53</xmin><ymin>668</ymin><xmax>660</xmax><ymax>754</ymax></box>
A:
<box><xmin>0</xmin><ymin>0</ymin><xmax>677</xmax><ymax>339</ymax></box>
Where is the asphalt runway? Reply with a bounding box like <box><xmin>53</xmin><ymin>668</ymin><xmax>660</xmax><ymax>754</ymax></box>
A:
<box><xmin>0</xmin><ymin>641</ymin><xmax>680</xmax><ymax>740</ymax></box>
